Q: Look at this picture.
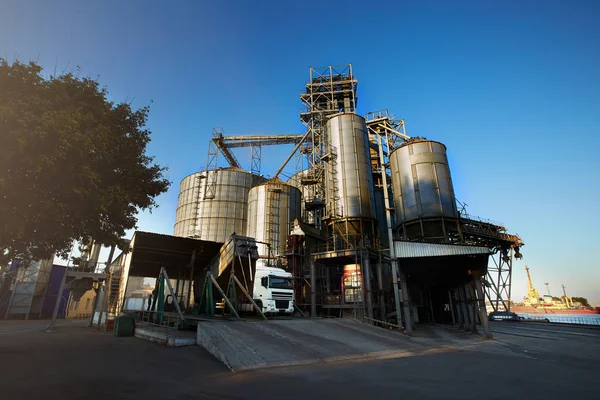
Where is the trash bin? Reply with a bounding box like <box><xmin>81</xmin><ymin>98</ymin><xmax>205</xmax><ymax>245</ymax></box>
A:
<box><xmin>114</xmin><ymin>315</ymin><xmax>135</xmax><ymax>337</ymax></box>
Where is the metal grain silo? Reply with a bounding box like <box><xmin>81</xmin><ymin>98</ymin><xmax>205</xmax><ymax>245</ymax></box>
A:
<box><xmin>173</xmin><ymin>172</ymin><xmax>202</xmax><ymax>238</ymax></box>
<box><xmin>173</xmin><ymin>168</ymin><xmax>263</xmax><ymax>242</ymax></box>
<box><xmin>286</xmin><ymin>170</ymin><xmax>314</xmax><ymax>222</ymax></box>
<box><xmin>246</xmin><ymin>178</ymin><xmax>301</xmax><ymax>265</ymax></box>
<box><xmin>324</xmin><ymin>113</ymin><xmax>377</xmax><ymax>240</ymax></box>
<box><xmin>286</xmin><ymin>170</ymin><xmax>310</xmax><ymax>201</ymax></box>
<box><xmin>389</xmin><ymin>139</ymin><xmax>459</xmax><ymax>242</ymax></box>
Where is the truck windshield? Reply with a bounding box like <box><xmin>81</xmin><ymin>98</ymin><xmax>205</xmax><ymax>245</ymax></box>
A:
<box><xmin>269</xmin><ymin>276</ymin><xmax>292</xmax><ymax>289</ymax></box>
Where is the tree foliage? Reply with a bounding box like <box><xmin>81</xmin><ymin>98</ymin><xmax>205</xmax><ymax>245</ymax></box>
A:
<box><xmin>0</xmin><ymin>59</ymin><xmax>170</xmax><ymax>265</ymax></box>
<box><xmin>571</xmin><ymin>297</ymin><xmax>591</xmax><ymax>308</ymax></box>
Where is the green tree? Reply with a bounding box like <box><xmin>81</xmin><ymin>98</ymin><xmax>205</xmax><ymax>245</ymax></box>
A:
<box><xmin>0</xmin><ymin>59</ymin><xmax>170</xmax><ymax>265</ymax></box>
<box><xmin>571</xmin><ymin>297</ymin><xmax>591</xmax><ymax>308</ymax></box>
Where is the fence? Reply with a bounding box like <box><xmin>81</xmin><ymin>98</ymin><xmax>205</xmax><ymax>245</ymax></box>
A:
<box><xmin>124</xmin><ymin>310</ymin><xmax>192</xmax><ymax>339</ymax></box>
<box><xmin>519</xmin><ymin>314</ymin><xmax>600</xmax><ymax>326</ymax></box>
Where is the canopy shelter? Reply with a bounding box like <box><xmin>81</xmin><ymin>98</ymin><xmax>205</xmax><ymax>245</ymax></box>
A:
<box><xmin>393</xmin><ymin>241</ymin><xmax>492</xmax><ymax>336</ymax></box>
<box><xmin>123</xmin><ymin>231</ymin><xmax>223</xmax><ymax>278</ymax></box>
<box><xmin>114</xmin><ymin>231</ymin><xmax>225</xmax><ymax>313</ymax></box>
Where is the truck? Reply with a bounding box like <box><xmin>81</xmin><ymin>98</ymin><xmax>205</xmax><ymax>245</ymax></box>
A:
<box><xmin>240</xmin><ymin>266</ymin><xmax>294</xmax><ymax>315</ymax></box>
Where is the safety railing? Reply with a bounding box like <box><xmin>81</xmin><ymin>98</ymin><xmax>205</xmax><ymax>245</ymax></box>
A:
<box><xmin>125</xmin><ymin>310</ymin><xmax>189</xmax><ymax>338</ymax></box>
<box><xmin>67</xmin><ymin>261</ymin><xmax>108</xmax><ymax>274</ymax></box>
<box><xmin>519</xmin><ymin>314</ymin><xmax>600</xmax><ymax>326</ymax></box>
<box><xmin>312</xmin><ymin>234</ymin><xmax>379</xmax><ymax>254</ymax></box>
<box><xmin>362</xmin><ymin>316</ymin><xmax>403</xmax><ymax>330</ymax></box>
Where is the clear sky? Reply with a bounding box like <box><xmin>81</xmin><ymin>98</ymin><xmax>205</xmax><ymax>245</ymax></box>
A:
<box><xmin>1</xmin><ymin>0</ymin><xmax>599</xmax><ymax>302</ymax></box>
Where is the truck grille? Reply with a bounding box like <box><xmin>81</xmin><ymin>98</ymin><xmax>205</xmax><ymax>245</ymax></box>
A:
<box><xmin>272</xmin><ymin>291</ymin><xmax>293</xmax><ymax>300</ymax></box>
<box><xmin>275</xmin><ymin>300</ymin><xmax>290</xmax><ymax>310</ymax></box>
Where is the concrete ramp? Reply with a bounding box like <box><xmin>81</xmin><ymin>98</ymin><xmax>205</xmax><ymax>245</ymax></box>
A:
<box><xmin>197</xmin><ymin>318</ymin><xmax>422</xmax><ymax>372</ymax></box>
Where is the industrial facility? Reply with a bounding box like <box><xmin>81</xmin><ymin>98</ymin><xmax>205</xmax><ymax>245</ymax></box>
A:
<box><xmin>167</xmin><ymin>64</ymin><xmax>523</xmax><ymax>335</ymax></box>
<box><xmin>0</xmin><ymin>64</ymin><xmax>523</xmax><ymax>341</ymax></box>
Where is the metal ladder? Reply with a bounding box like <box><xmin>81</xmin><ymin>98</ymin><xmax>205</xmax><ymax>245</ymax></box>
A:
<box><xmin>329</xmin><ymin>145</ymin><xmax>341</xmax><ymax>218</ymax></box>
<box><xmin>188</xmin><ymin>174</ymin><xmax>202</xmax><ymax>238</ymax></box>
<box><xmin>266</xmin><ymin>183</ymin><xmax>282</xmax><ymax>260</ymax></box>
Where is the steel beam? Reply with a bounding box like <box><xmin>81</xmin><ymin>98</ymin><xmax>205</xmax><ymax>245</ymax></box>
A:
<box><xmin>473</xmin><ymin>273</ymin><xmax>492</xmax><ymax>339</ymax></box>
<box><xmin>310</xmin><ymin>258</ymin><xmax>317</xmax><ymax>317</ymax></box>
<box><xmin>363</xmin><ymin>250</ymin><xmax>374</xmax><ymax>322</ymax></box>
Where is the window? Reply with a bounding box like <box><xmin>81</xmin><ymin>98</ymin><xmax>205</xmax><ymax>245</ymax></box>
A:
<box><xmin>269</xmin><ymin>276</ymin><xmax>293</xmax><ymax>290</ymax></box>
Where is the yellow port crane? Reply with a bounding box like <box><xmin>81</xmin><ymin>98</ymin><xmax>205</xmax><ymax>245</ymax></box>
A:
<box><xmin>524</xmin><ymin>266</ymin><xmax>540</xmax><ymax>305</ymax></box>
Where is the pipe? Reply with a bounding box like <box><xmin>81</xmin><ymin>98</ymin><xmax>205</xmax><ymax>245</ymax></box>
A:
<box><xmin>273</xmin><ymin>129</ymin><xmax>313</xmax><ymax>179</ymax></box>
<box><xmin>376</xmin><ymin>133</ymin><xmax>406</xmax><ymax>334</ymax></box>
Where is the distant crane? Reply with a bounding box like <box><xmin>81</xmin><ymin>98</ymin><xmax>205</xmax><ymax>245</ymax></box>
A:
<box><xmin>525</xmin><ymin>266</ymin><xmax>540</xmax><ymax>300</ymax></box>
<box><xmin>544</xmin><ymin>282</ymin><xmax>551</xmax><ymax>296</ymax></box>
<box><xmin>562</xmin><ymin>285</ymin><xmax>572</xmax><ymax>308</ymax></box>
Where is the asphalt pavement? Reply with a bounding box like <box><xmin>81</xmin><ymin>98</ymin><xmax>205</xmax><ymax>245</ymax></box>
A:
<box><xmin>0</xmin><ymin>319</ymin><xmax>598</xmax><ymax>400</ymax></box>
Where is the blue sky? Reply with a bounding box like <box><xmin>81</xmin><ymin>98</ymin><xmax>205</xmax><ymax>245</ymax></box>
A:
<box><xmin>1</xmin><ymin>0</ymin><xmax>599</xmax><ymax>301</ymax></box>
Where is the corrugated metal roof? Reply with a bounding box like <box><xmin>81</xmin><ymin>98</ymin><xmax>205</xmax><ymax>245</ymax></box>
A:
<box><xmin>394</xmin><ymin>241</ymin><xmax>490</xmax><ymax>258</ymax></box>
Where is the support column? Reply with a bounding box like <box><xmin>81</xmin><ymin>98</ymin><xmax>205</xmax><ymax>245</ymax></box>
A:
<box><xmin>458</xmin><ymin>286</ymin><xmax>470</xmax><ymax>331</ymax></box>
<box><xmin>465</xmin><ymin>284</ymin><xmax>477</xmax><ymax>333</ymax></box>
<box><xmin>175</xmin><ymin>271</ymin><xmax>181</xmax><ymax>301</ymax></box>
<box><xmin>96</xmin><ymin>283</ymin><xmax>107</xmax><ymax>330</ymax></box>
<box><xmin>376</xmin><ymin>259</ymin><xmax>386</xmax><ymax>320</ymax></box>
<box><xmin>454</xmin><ymin>289</ymin><xmax>464</xmax><ymax>329</ymax></box>
<box><xmin>426</xmin><ymin>284</ymin><xmax>435</xmax><ymax>324</ymax></box>
<box><xmin>448</xmin><ymin>290</ymin><xmax>456</xmax><ymax>326</ymax></box>
<box><xmin>363</xmin><ymin>250</ymin><xmax>374</xmax><ymax>322</ymax></box>
<box><xmin>88</xmin><ymin>285</ymin><xmax>100</xmax><ymax>327</ymax></box>
<box><xmin>187</xmin><ymin>250</ymin><xmax>196</xmax><ymax>311</ymax></box>
<box><xmin>309</xmin><ymin>257</ymin><xmax>316</xmax><ymax>317</ymax></box>
<box><xmin>399</xmin><ymin>267</ymin><xmax>413</xmax><ymax>335</ymax></box>
<box><xmin>473</xmin><ymin>273</ymin><xmax>492</xmax><ymax>339</ymax></box>
<box><xmin>97</xmin><ymin>245</ymin><xmax>115</xmax><ymax>330</ymax></box>
<box><xmin>390</xmin><ymin>259</ymin><xmax>404</xmax><ymax>332</ymax></box>
<box><xmin>47</xmin><ymin>269</ymin><xmax>68</xmax><ymax>332</ymax></box>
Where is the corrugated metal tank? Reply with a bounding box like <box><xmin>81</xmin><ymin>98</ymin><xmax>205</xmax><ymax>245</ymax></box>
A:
<box><xmin>173</xmin><ymin>168</ymin><xmax>263</xmax><ymax>242</ymax></box>
<box><xmin>246</xmin><ymin>178</ymin><xmax>302</xmax><ymax>263</ymax></box>
<box><xmin>324</xmin><ymin>113</ymin><xmax>377</xmax><ymax>236</ymax></box>
<box><xmin>286</xmin><ymin>170</ymin><xmax>311</xmax><ymax>205</ymax></box>
<box><xmin>325</xmin><ymin>113</ymin><xmax>376</xmax><ymax>219</ymax></box>
<box><xmin>389</xmin><ymin>139</ymin><xmax>458</xmax><ymax>241</ymax></box>
<box><xmin>286</xmin><ymin>170</ymin><xmax>311</xmax><ymax>221</ymax></box>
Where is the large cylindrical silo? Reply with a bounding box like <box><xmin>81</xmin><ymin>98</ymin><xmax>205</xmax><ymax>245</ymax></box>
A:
<box><xmin>173</xmin><ymin>168</ymin><xmax>263</xmax><ymax>242</ymax></box>
<box><xmin>246</xmin><ymin>178</ymin><xmax>301</xmax><ymax>265</ymax></box>
<box><xmin>324</xmin><ymin>113</ymin><xmax>377</xmax><ymax>240</ymax></box>
<box><xmin>286</xmin><ymin>169</ymin><xmax>314</xmax><ymax>223</ymax></box>
<box><xmin>173</xmin><ymin>172</ymin><xmax>202</xmax><ymax>238</ymax></box>
<box><xmin>389</xmin><ymin>139</ymin><xmax>459</xmax><ymax>242</ymax></box>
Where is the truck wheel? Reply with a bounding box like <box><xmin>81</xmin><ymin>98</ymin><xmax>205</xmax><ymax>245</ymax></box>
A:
<box><xmin>255</xmin><ymin>300</ymin><xmax>263</xmax><ymax>313</ymax></box>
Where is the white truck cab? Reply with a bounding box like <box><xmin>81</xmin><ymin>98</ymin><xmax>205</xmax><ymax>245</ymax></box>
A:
<box><xmin>251</xmin><ymin>266</ymin><xmax>294</xmax><ymax>315</ymax></box>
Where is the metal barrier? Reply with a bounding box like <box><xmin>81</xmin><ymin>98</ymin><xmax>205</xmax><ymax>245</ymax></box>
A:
<box><xmin>125</xmin><ymin>310</ymin><xmax>190</xmax><ymax>339</ymax></box>
<box><xmin>313</xmin><ymin>234</ymin><xmax>379</xmax><ymax>254</ymax></box>
<box><xmin>362</xmin><ymin>316</ymin><xmax>403</xmax><ymax>331</ymax></box>
<box><xmin>520</xmin><ymin>314</ymin><xmax>600</xmax><ymax>326</ymax></box>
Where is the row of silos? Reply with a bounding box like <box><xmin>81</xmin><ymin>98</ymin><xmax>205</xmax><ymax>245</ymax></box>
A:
<box><xmin>297</xmin><ymin>113</ymin><xmax>459</xmax><ymax>244</ymax></box>
<box><xmin>173</xmin><ymin>168</ymin><xmax>301</xmax><ymax>261</ymax></box>
<box><xmin>174</xmin><ymin>114</ymin><xmax>460</xmax><ymax>256</ymax></box>
<box><xmin>173</xmin><ymin>168</ymin><xmax>260</xmax><ymax>242</ymax></box>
